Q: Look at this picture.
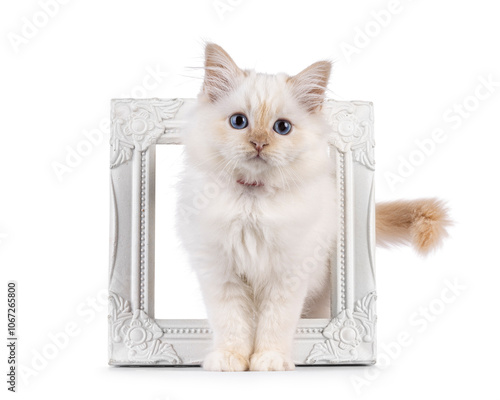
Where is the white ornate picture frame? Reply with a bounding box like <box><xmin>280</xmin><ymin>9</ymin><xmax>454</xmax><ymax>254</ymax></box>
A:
<box><xmin>108</xmin><ymin>98</ymin><xmax>376</xmax><ymax>366</ymax></box>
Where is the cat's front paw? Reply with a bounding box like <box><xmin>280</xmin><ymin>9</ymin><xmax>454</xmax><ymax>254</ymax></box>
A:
<box><xmin>250</xmin><ymin>351</ymin><xmax>295</xmax><ymax>371</ymax></box>
<box><xmin>203</xmin><ymin>350</ymin><xmax>249</xmax><ymax>372</ymax></box>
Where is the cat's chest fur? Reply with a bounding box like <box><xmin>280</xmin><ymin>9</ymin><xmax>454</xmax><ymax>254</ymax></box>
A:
<box><xmin>219</xmin><ymin>192</ymin><xmax>284</xmax><ymax>280</ymax></box>
<box><xmin>181</xmin><ymin>174</ymin><xmax>337</xmax><ymax>288</ymax></box>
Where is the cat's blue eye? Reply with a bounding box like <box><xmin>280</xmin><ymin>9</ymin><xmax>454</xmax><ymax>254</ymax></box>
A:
<box><xmin>273</xmin><ymin>119</ymin><xmax>292</xmax><ymax>135</ymax></box>
<box><xmin>229</xmin><ymin>114</ymin><xmax>248</xmax><ymax>129</ymax></box>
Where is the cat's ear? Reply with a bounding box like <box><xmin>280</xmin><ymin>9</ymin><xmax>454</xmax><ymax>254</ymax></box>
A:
<box><xmin>203</xmin><ymin>43</ymin><xmax>244</xmax><ymax>103</ymax></box>
<box><xmin>288</xmin><ymin>61</ymin><xmax>331</xmax><ymax>112</ymax></box>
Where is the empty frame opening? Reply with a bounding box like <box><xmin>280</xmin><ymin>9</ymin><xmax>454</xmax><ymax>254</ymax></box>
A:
<box><xmin>155</xmin><ymin>144</ymin><xmax>207</xmax><ymax>319</ymax></box>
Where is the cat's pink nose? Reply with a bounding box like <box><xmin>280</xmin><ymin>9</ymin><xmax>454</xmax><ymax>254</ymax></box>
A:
<box><xmin>250</xmin><ymin>140</ymin><xmax>268</xmax><ymax>153</ymax></box>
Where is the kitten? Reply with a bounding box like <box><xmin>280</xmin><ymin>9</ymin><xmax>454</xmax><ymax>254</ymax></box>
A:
<box><xmin>176</xmin><ymin>43</ymin><xmax>450</xmax><ymax>371</ymax></box>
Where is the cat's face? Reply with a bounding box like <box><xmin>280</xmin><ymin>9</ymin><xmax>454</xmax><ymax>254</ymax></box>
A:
<box><xmin>185</xmin><ymin>43</ymin><xmax>332</xmax><ymax>187</ymax></box>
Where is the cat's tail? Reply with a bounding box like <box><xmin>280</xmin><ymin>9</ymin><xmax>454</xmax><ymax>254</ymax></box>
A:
<box><xmin>375</xmin><ymin>198</ymin><xmax>451</xmax><ymax>255</ymax></box>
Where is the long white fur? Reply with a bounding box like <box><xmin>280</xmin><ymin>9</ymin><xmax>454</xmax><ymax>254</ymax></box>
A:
<box><xmin>177</xmin><ymin>44</ymin><xmax>336</xmax><ymax>371</ymax></box>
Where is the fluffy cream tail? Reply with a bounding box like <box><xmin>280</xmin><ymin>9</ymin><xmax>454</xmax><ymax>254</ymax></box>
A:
<box><xmin>376</xmin><ymin>198</ymin><xmax>451</xmax><ymax>255</ymax></box>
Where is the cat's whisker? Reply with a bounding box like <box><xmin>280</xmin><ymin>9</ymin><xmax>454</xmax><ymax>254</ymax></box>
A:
<box><xmin>287</xmin><ymin>166</ymin><xmax>303</xmax><ymax>184</ymax></box>
<box><xmin>222</xmin><ymin>159</ymin><xmax>238</xmax><ymax>181</ymax></box>
<box><xmin>276</xmin><ymin>165</ymin><xmax>289</xmax><ymax>192</ymax></box>
<box><xmin>187</xmin><ymin>153</ymin><xmax>222</xmax><ymax>169</ymax></box>
<box><xmin>216</xmin><ymin>155</ymin><xmax>239</xmax><ymax>181</ymax></box>
<box><xmin>284</xmin><ymin>168</ymin><xmax>301</xmax><ymax>190</ymax></box>
<box><xmin>228</xmin><ymin>158</ymin><xmax>240</xmax><ymax>180</ymax></box>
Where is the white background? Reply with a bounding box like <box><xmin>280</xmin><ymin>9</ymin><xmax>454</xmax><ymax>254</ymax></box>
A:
<box><xmin>1</xmin><ymin>0</ymin><xmax>499</xmax><ymax>399</ymax></box>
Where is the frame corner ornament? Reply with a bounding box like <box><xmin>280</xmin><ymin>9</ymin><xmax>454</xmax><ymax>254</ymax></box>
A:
<box><xmin>305</xmin><ymin>291</ymin><xmax>377</xmax><ymax>364</ymax></box>
<box><xmin>326</xmin><ymin>101</ymin><xmax>375</xmax><ymax>170</ymax></box>
<box><xmin>110</xmin><ymin>98</ymin><xmax>184</xmax><ymax>169</ymax></box>
<box><xmin>108</xmin><ymin>291</ymin><xmax>182</xmax><ymax>364</ymax></box>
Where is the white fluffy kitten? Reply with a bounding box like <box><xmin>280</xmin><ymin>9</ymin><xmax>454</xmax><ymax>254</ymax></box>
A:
<box><xmin>177</xmin><ymin>43</ymin><xmax>449</xmax><ymax>372</ymax></box>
